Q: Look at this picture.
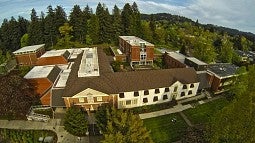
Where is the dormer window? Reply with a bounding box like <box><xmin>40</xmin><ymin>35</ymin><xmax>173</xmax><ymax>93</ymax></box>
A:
<box><xmin>134</xmin><ymin>91</ymin><xmax>139</xmax><ymax>97</ymax></box>
<box><xmin>190</xmin><ymin>84</ymin><xmax>194</xmax><ymax>88</ymax></box>
<box><xmin>183</xmin><ymin>85</ymin><xmax>187</xmax><ymax>89</ymax></box>
<box><xmin>165</xmin><ymin>88</ymin><xmax>170</xmax><ymax>92</ymax></box>
<box><xmin>155</xmin><ymin>89</ymin><xmax>160</xmax><ymax>94</ymax></box>
<box><xmin>119</xmin><ymin>93</ymin><xmax>124</xmax><ymax>98</ymax></box>
<box><xmin>144</xmin><ymin>90</ymin><xmax>149</xmax><ymax>95</ymax></box>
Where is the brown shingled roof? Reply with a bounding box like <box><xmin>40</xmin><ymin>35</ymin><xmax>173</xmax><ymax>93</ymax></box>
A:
<box><xmin>63</xmin><ymin>67</ymin><xmax>198</xmax><ymax>97</ymax></box>
<box><xmin>53</xmin><ymin>48</ymin><xmax>198</xmax><ymax>104</ymax></box>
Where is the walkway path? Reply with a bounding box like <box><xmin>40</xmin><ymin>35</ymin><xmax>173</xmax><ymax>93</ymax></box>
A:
<box><xmin>139</xmin><ymin>104</ymin><xmax>192</xmax><ymax>119</ymax></box>
<box><xmin>0</xmin><ymin>119</ymin><xmax>89</xmax><ymax>143</ymax></box>
<box><xmin>179</xmin><ymin>112</ymin><xmax>193</xmax><ymax>127</ymax></box>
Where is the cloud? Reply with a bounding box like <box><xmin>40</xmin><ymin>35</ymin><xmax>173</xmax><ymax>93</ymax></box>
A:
<box><xmin>133</xmin><ymin>0</ymin><xmax>255</xmax><ymax>33</ymax></box>
<box><xmin>0</xmin><ymin>0</ymin><xmax>254</xmax><ymax>33</ymax></box>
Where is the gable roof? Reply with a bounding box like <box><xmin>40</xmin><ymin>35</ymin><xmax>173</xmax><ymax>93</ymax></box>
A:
<box><xmin>62</xmin><ymin>67</ymin><xmax>198</xmax><ymax>97</ymax></box>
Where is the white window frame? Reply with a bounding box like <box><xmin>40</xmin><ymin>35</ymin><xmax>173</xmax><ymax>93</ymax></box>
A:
<box><xmin>97</xmin><ymin>96</ymin><xmax>102</xmax><ymax>101</ymax></box>
<box><xmin>79</xmin><ymin>97</ymin><xmax>84</xmax><ymax>103</ymax></box>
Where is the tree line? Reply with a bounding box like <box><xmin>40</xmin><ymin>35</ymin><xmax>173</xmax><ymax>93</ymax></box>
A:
<box><xmin>0</xmin><ymin>2</ymin><xmax>255</xmax><ymax>64</ymax></box>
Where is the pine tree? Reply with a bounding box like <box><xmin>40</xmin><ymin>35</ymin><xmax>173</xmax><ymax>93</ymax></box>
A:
<box><xmin>96</xmin><ymin>107</ymin><xmax>153</xmax><ymax>143</ymax></box>
<box><xmin>121</xmin><ymin>3</ymin><xmax>133</xmax><ymax>35</ymax></box>
<box><xmin>69</xmin><ymin>5</ymin><xmax>87</xmax><ymax>43</ymax></box>
<box><xmin>83</xmin><ymin>4</ymin><xmax>92</xmax><ymax>20</ymax></box>
<box><xmin>112</xmin><ymin>5</ymin><xmax>122</xmax><ymax>44</ymax></box>
<box><xmin>130</xmin><ymin>2</ymin><xmax>142</xmax><ymax>37</ymax></box>
<box><xmin>44</xmin><ymin>5</ymin><xmax>56</xmax><ymax>48</ymax></box>
<box><xmin>96</xmin><ymin>3</ymin><xmax>112</xmax><ymax>43</ymax></box>
<box><xmin>27</xmin><ymin>8</ymin><xmax>44</xmax><ymax>45</ymax></box>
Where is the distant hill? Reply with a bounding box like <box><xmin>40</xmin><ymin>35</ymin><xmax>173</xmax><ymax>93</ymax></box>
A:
<box><xmin>141</xmin><ymin>13</ymin><xmax>255</xmax><ymax>43</ymax></box>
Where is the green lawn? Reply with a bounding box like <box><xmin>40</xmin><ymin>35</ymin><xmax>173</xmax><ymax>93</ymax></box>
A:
<box><xmin>183</xmin><ymin>98</ymin><xmax>230</xmax><ymax>125</ymax></box>
<box><xmin>143</xmin><ymin>113</ymin><xmax>188</xmax><ymax>143</ymax></box>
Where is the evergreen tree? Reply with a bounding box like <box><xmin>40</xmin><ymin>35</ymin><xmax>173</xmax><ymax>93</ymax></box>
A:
<box><xmin>83</xmin><ymin>4</ymin><xmax>92</xmax><ymax>20</ymax></box>
<box><xmin>54</xmin><ymin>6</ymin><xmax>67</xmax><ymax>37</ymax></box>
<box><xmin>17</xmin><ymin>16</ymin><xmax>29</xmax><ymax>36</ymax></box>
<box><xmin>27</xmin><ymin>8</ymin><xmax>44</xmax><ymax>45</ymax></box>
<box><xmin>130</xmin><ymin>2</ymin><xmax>142</xmax><ymax>37</ymax></box>
<box><xmin>8</xmin><ymin>17</ymin><xmax>22</xmax><ymax>51</ymax></box>
<box><xmin>87</xmin><ymin>15</ymin><xmax>99</xmax><ymax>44</ymax></box>
<box><xmin>44</xmin><ymin>5</ymin><xmax>56</xmax><ymax>48</ymax></box>
<box><xmin>96</xmin><ymin>3</ymin><xmax>112</xmax><ymax>43</ymax></box>
<box><xmin>100</xmin><ymin>108</ymin><xmax>153</xmax><ymax>143</ymax></box>
<box><xmin>64</xmin><ymin>106</ymin><xmax>88</xmax><ymax>136</ymax></box>
<box><xmin>121</xmin><ymin>3</ymin><xmax>133</xmax><ymax>35</ymax></box>
<box><xmin>112</xmin><ymin>5</ymin><xmax>122</xmax><ymax>44</ymax></box>
<box><xmin>69</xmin><ymin>5</ymin><xmax>87</xmax><ymax>43</ymax></box>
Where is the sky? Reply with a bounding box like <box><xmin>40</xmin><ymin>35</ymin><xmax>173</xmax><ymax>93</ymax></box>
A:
<box><xmin>0</xmin><ymin>0</ymin><xmax>254</xmax><ymax>34</ymax></box>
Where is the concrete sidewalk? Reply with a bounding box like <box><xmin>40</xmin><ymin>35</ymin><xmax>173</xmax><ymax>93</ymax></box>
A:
<box><xmin>139</xmin><ymin>104</ymin><xmax>192</xmax><ymax>119</ymax></box>
<box><xmin>0</xmin><ymin>119</ymin><xmax>88</xmax><ymax>143</ymax></box>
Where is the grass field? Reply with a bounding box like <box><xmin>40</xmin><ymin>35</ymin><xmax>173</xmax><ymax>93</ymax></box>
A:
<box><xmin>183</xmin><ymin>98</ymin><xmax>230</xmax><ymax>125</ymax></box>
<box><xmin>143</xmin><ymin>113</ymin><xmax>188</xmax><ymax>143</ymax></box>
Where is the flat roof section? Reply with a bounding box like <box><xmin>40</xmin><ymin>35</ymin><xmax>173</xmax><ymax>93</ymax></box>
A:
<box><xmin>186</xmin><ymin>57</ymin><xmax>208</xmax><ymax>65</ymax></box>
<box><xmin>40</xmin><ymin>50</ymin><xmax>69</xmax><ymax>58</ymax></box>
<box><xmin>78</xmin><ymin>47</ymin><xmax>99</xmax><ymax>77</ymax></box>
<box><xmin>166</xmin><ymin>52</ymin><xmax>186</xmax><ymax>63</ymax></box>
<box><xmin>13</xmin><ymin>44</ymin><xmax>45</xmax><ymax>54</ymax></box>
<box><xmin>54</xmin><ymin>69</ymin><xmax>71</xmax><ymax>88</ymax></box>
<box><xmin>119</xmin><ymin>36</ymin><xmax>154</xmax><ymax>46</ymax></box>
<box><xmin>24</xmin><ymin>65</ymin><xmax>55</xmax><ymax>79</ymax></box>
<box><xmin>207</xmin><ymin>63</ymin><xmax>238</xmax><ymax>78</ymax></box>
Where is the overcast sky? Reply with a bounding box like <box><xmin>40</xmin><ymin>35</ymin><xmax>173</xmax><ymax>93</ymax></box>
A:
<box><xmin>0</xmin><ymin>0</ymin><xmax>254</xmax><ymax>34</ymax></box>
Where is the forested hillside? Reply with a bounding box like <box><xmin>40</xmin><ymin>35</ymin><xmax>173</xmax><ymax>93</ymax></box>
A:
<box><xmin>0</xmin><ymin>2</ymin><xmax>255</xmax><ymax>64</ymax></box>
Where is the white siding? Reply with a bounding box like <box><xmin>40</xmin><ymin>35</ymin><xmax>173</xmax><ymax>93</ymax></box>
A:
<box><xmin>117</xmin><ymin>81</ymin><xmax>200</xmax><ymax>109</ymax></box>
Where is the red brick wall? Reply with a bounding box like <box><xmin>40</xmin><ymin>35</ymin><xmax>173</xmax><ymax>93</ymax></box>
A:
<box><xmin>15</xmin><ymin>54</ymin><xmax>38</xmax><ymax>66</ymax></box>
<box><xmin>27</xmin><ymin>78</ymin><xmax>52</xmax><ymax>97</ymax></box>
<box><xmin>40</xmin><ymin>90</ymin><xmax>51</xmax><ymax>105</ymax></box>
<box><xmin>36</xmin><ymin>56</ymin><xmax>68</xmax><ymax>66</ymax></box>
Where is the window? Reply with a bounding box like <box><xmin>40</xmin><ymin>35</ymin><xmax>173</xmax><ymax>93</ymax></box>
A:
<box><xmin>174</xmin><ymin>86</ymin><xmax>178</xmax><ymax>92</ymax></box>
<box><xmin>181</xmin><ymin>92</ymin><xmax>185</xmax><ymax>97</ymax></box>
<box><xmin>188</xmin><ymin>90</ymin><xmax>192</xmax><ymax>95</ymax></box>
<box><xmin>155</xmin><ymin>89</ymin><xmax>160</xmax><ymax>94</ymax></box>
<box><xmin>144</xmin><ymin>90</ymin><xmax>149</xmax><ymax>95</ymax></box>
<box><xmin>126</xmin><ymin>100</ymin><xmax>131</xmax><ymax>105</ymax></box>
<box><xmin>79</xmin><ymin>98</ymin><xmax>84</xmax><ymax>103</ymax></box>
<box><xmin>183</xmin><ymin>85</ymin><xmax>187</xmax><ymax>89</ymax></box>
<box><xmin>119</xmin><ymin>101</ymin><xmax>125</xmax><ymax>106</ymax></box>
<box><xmin>97</xmin><ymin>97</ymin><xmax>102</xmax><ymax>101</ymax></box>
<box><xmin>119</xmin><ymin>93</ymin><xmax>124</xmax><ymax>98</ymax></box>
<box><xmin>143</xmin><ymin>98</ymin><xmax>148</xmax><ymax>103</ymax></box>
<box><xmin>163</xmin><ymin>95</ymin><xmax>168</xmax><ymax>100</ymax></box>
<box><xmin>190</xmin><ymin>84</ymin><xmax>194</xmax><ymax>88</ymax></box>
<box><xmin>140</xmin><ymin>54</ymin><xmax>146</xmax><ymax>60</ymax></box>
<box><xmin>165</xmin><ymin>88</ymin><xmax>170</xmax><ymax>92</ymax></box>
<box><xmin>134</xmin><ymin>91</ymin><xmax>139</xmax><ymax>97</ymax></box>
<box><xmin>153</xmin><ymin>96</ymin><xmax>158</xmax><ymax>102</ymax></box>
<box><xmin>132</xmin><ymin>99</ymin><xmax>138</xmax><ymax>105</ymax></box>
